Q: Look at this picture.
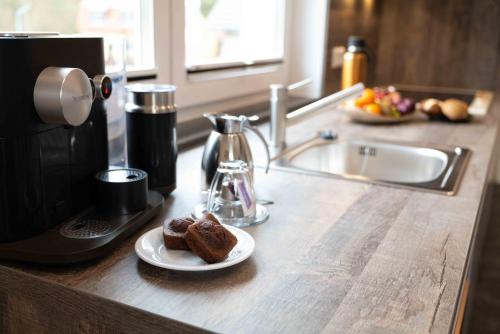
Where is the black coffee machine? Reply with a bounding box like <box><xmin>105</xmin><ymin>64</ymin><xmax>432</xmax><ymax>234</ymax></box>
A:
<box><xmin>0</xmin><ymin>34</ymin><xmax>163</xmax><ymax>264</ymax></box>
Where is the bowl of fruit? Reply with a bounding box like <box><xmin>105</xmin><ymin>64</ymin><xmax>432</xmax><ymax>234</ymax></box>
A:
<box><xmin>343</xmin><ymin>86</ymin><xmax>426</xmax><ymax>124</ymax></box>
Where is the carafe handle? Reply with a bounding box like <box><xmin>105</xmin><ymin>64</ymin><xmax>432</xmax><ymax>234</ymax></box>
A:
<box><xmin>244</xmin><ymin>120</ymin><xmax>271</xmax><ymax>173</ymax></box>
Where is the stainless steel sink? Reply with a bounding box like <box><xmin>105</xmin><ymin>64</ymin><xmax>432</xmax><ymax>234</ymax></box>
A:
<box><xmin>271</xmin><ymin>132</ymin><xmax>471</xmax><ymax>195</ymax></box>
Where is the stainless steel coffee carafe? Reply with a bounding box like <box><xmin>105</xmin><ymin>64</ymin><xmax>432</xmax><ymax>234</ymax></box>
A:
<box><xmin>201</xmin><ymin>114</ymin><xmax>270</xmax><ymax>192</ymax></box>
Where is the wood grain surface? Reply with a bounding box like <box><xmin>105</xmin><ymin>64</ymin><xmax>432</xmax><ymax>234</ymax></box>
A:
<box><xmin>324</xmin><ymin>0</ymin><xmax>500</xmax><ymax>93</ymax></box>
<box><xmin>375</xmin><ymin>0</ymin><xmax>500</xmax><ymax>90</ymax></box>
<box><xmin>0</xmin><ymin>94</ymin><xmax>499</xmax><ymax>333</ymax></box>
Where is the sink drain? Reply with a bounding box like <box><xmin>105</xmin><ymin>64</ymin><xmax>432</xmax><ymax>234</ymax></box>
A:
<box><xmin>60</xmin><ymin>218</ymin><xmax>115</xmax><ymax>239</ymax></box>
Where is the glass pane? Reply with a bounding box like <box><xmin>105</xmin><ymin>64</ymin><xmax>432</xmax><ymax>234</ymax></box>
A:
<box><xmin>0</xmin><ymin>0</ymin><xmax>154</xmax><ymax>71</ymax></box>
<box><xmin>185</xmin><ymin>0</ymin><xmax>285</xmax><ymax>68</ymax></box>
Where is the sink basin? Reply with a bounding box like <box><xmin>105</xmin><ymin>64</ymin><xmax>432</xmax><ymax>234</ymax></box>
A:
<box><xmin>272</xmin><ymin>133</ymin><xmax>471</xmax><ymax>195</ymax></box>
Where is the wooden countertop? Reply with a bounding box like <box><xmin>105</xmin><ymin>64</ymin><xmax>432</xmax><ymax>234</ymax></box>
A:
<box><xmin>1</xmin><ymin>95</ymin><xmax>499</xmax><ymax>333</ymax></box>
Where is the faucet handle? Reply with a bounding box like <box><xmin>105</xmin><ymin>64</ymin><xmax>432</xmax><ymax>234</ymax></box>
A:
<box><xmin>247</xmin><ymin>115</ymin><xmax>259</xmax><ymax>122</ymax></box>
<box><xmin>269</xmin><ymin>78</ymin><xmax>313</xmax><ymax>98</ymax></box>
<box><xmin>287</xmin><ymin>78</ymin><xmax>312</xmax><ymax>91</ymax></box>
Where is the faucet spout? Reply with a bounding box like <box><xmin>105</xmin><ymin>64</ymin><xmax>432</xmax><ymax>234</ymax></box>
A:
<box><xmin>269</xmin><ymin>82</ymin><xmax>365</xmax><ymax>153</ymax></box>
<box><xmin>286</xmin><ymin>83</ymin><xmax>364</xmax><ymax>126</ymax></box>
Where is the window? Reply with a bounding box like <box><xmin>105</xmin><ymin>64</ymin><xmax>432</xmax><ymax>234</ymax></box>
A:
<box><xmin>1</xmin><ymin>1</ymin><xmax>328</xmax><ymax>113</ymax></box>
<box><xmin>0</xmin><ymin>0</ymin><xmax>154</xmax><ymax>73</ymax></box>
<box><xmin>184</xmin><ymin>0</ymin><xmax>286</xmax><ymax>72</ymax></box>
<box><xmin>165</xmin><ymin>0</ymin><xmax>289</xmax><ymax>109</ymax></box>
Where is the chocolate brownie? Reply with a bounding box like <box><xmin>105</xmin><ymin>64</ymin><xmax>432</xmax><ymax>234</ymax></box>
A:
<box><xmin>163</xmin><ymin>217</ymin><xmax>195</xmax><ymax>250</ymax></box>
<box><xmin>185</xmin><ymin>214</ymin><xmax>238</xmax><ymax>263</ymax></box>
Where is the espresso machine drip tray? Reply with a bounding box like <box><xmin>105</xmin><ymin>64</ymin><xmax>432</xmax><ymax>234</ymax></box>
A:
<box><xmin>0</xmin><ymin>190</ymin><xmax>164</xmax><ymax>265</ymax></box>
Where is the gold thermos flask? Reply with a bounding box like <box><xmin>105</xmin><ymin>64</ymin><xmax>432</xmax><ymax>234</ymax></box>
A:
<box><xmin>341</xmin><ymin>36</ymin><xmax>368</xmax><ymax>89</ymax></box>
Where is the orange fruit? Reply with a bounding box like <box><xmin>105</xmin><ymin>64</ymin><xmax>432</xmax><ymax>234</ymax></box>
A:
<box><xmin>355</xmin><ymin>89</ymin><xmax>376</xmax><ymax>107</ymax></box>
<box><xmin>364</xmin><ymin>103</ymin><xmax>382</xmax><ymax>115</ymax></box>
<box><xmin>355</xmin><ymin>98</ymin><xmax>365</xmax><ymax>108</ymax></box>
<box><xmin>361</xmin><ymin>88</ymin><xmax>375</xmax><ymax>104</ymax></box>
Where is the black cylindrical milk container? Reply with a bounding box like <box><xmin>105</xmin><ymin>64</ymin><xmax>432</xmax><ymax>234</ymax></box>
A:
<box><xmin>125</xmin><ymin>84</ymin><xmax>177</xmax><ymax>195</ymax></box>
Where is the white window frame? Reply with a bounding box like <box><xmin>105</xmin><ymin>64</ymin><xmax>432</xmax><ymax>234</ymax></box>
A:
<box><xmin>128</xmin><ymin>0</ymin><xmax>156</xmax><ymax>74</ymax></box>
<box><xmin>152</xmin><ymin>0</ymin><xmax>291</xmax><ymax>111</ymax></box>
<box><xmin>147</xmin><ymin>0</ymin><xmax>330</xmax><ymax>123</ymax></box>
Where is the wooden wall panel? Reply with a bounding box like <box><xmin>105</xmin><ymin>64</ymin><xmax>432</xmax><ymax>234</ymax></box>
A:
<box><xmin>325</xmin><ymin>0</ymin><xmax>382</xmax><ymax>93</ymax></box>
<box><xmin>325</xmin><ymin>0</ymin><xmax>500</xmax><ymax>92</ymax></box>
<box><xmin>375</xmin><ymin>0</ymin><xmax>500</xmax><ymax>89</ymax></box>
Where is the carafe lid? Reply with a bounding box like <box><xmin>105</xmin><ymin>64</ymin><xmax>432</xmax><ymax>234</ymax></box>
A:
<box><xmin>204</xmin><ymin>114</ymin><xmax>247</xmax><ymax>133</ymax></box>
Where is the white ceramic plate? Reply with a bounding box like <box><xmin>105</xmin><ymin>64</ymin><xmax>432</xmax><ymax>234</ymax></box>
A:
<box><xmin>135</xmin><ymin>224</ymin><xmax>255</xmax><ymax>271</ymax></box>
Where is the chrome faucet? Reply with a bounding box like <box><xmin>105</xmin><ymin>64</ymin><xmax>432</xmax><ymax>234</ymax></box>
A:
<box><xmin>269</xmin><ymin>80</ymin><xmax>365</xmax><ymax>153</ymax></box>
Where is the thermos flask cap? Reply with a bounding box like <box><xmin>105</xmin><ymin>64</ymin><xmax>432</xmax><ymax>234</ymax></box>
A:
<box><xmin>347</xmin><ymin>36</ymin><xmax>366</xmax><ymax>48</ymax></box>
<box><xmin>126</xmin><ymin>84</ymin><xmax>176</xmax><ymax>114</ymax></box>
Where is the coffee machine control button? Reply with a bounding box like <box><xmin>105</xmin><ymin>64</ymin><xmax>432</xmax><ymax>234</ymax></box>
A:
<box><xmin>33</xmin><ymin>67</ymin><xmax>94</xmax><ymax>126</ymax></box>
<box><xmin>92</xmin><ymin>75</ymin><xmax>113</xmax><ymax>100</ymax></box>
